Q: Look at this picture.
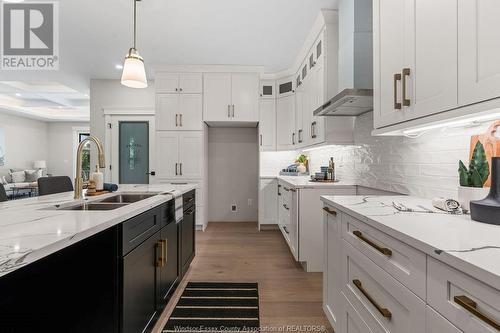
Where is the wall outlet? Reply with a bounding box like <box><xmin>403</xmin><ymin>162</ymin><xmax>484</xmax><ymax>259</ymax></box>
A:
<box><xmin>248</xmin><ymin>199</ymin><xmax>253</xmax><ymax>206</ymax></box>
<box><xmin>231</xmin><ymin>204</ymin><xmax>237</xmax><ymax>212</ymax></box>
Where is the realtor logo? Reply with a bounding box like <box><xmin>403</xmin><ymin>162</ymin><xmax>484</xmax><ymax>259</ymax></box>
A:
<box><xmin>1</xmin><ymin>1</ymin><xmax>59</xmax><ymax>70</ymax></box>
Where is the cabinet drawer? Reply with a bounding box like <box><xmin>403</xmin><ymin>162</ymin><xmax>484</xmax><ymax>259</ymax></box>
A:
<box><xmin>426</xmin><ymin>306</ymin><xmax>462</xmax><ymax>333</ymax></box>
<box><xmin>122</xmin><ymin>207</ymin><xmax>162</xmax><ymax>255</ymax></box>
<box><xmin>342</xmin><ymin>240</ymin><xmax>426</xmax><ymax>333</ymax></box>
<box><xmin>340</xmin><ymin>293</ymin><xmax>373</xmax><ymax>333</ymax></box>
<box><xmin>427</xmin><ymin>257</ymin><xmax>500</xmax><ymax>333</ymax></box>
<box><xmin>342</xmin><ymin>214</ymin><xmax>426</xmax><ymax>299</ymax></box>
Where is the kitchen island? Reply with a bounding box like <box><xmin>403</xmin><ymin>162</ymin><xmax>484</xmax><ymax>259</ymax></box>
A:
<box><xmin>0</xmin><ymin>183</ymin><xmax>197</xmax><ymax>333</ymax></box>
<box><xmin>321</xmin><ymin>195</ymin><xmax>500</xmax><ymax>333</ymax></box>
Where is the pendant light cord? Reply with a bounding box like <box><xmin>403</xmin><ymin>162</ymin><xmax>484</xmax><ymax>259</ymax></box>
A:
<box><xmin>133</xmin><ymin>0</ymin><xmax>137</xmax><ymax>49</ymax></box>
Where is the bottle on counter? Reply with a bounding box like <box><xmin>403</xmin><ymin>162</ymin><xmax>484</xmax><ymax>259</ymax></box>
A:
<box><xmin>327</xmin><ymin>157</ymin><xmax>335</xmax><ymax>181</ymax></box>
<box><xmin>91</xmin><ymin>165</ymin><xmax>104</xmax><ymax>191</ymax></box>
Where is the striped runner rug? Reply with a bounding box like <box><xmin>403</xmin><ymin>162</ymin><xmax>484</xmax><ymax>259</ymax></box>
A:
<box><xmin>163</xmin><ymin>282</ymin><xmax>260</xmax><ymax>333</ymax></box>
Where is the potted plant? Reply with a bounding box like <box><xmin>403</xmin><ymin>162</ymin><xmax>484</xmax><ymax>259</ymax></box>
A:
<box><xmin>458</xmin><ymin>141</ymin><xmax>490</xmax><ymax>211</ymax></box>
<box><xmin>295</xmin><ymin>154</ymin><xmax>309</xmax><ymax>174</ymax></box>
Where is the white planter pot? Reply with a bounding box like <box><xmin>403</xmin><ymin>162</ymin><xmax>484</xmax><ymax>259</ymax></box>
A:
<box><xmin>458</xmin><ymin>186</ymin><xmax>490</xmax><ymax>212</ymax></box>
<box><xmin>297</xmin><ymin>163</ymin><xmax>307</xmax><ymax>173</ymax></box>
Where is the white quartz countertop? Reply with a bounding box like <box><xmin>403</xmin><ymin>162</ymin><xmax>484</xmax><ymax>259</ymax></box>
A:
<box><xmin>261</xmin><ymin>175</ymin><xmax>356</xmax><ymax>189</ymax></box>
<box><xmin>0</xmin><ymin>183</ymin><xmax>197</xmax><ymax>278</ymax></box>
<box><xmin>321</xmin><ymin>195</ymin><xmax>500</xmax><ymax>290</ymax></box>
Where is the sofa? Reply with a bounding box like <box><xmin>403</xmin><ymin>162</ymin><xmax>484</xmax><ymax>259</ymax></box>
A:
<box><xmin>0</xmin><ymin>169</ymin><xmax>43</xmax><ymax>198</ymax></box>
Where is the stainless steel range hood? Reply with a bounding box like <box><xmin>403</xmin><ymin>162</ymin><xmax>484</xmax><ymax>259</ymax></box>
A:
<box><xmin>316</xmin><ymin>0</ymin><xmax>373</xmax><ymax>117</ymax></box>
<box><xmin>313</xmin><ymin>88</ymin><xmax>373</xmax><ymax>116</ymax></box>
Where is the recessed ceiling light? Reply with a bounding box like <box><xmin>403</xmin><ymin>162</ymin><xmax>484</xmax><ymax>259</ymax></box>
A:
<box><xmin>15</xmin><ymin>93</ymin><xmax>22</xmax><ymax>97</ymax></box>
<box><xmin>115</xmin><ymin>64</ymin><xmax>124</xmax><ymax>70</ymax></box>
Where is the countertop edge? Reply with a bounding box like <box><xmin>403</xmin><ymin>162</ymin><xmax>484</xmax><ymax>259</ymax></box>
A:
<box><xmin>320</xmin><ymin>196</ymin><xmax>500</xmax><ymax>291</ymax></box>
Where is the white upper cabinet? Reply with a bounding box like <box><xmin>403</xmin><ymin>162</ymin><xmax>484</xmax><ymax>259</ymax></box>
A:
<box><xmin>277</xmin><ymin>77</ymin><xmax>295</xmax><ymax>98</ymax></box>
<box><xmin>458</xmin><ymin>0</ymin><xmax>500</xmax><ymax>105</ymax></box>
<box><xmin>276</xmin><ymin>94</ymin><xmax>296</xmax><ymax>151</ymax></box>
<box><xmin>203</xmin><ymin>73</ymin><xmax>233</xmax><ymax>121</ymax></box>
<box><xmin>203</xmin><ymin>73</ymin><xmax>259</xmax><ymax>122</ymax></box>
<box><xmin>374</xmin><ymin>0</ymin><xmax>500</xmax><ymax>133</ymax></box>
<box><xmin>156</xmin><ymin>73</ymin><xmax>202</xmax><ymax>94</ymax></box>
<box><xmin>260</xmin><ymin>80</ymin><xmax>276</xmax><ymax>99</ymax></box>
<box><xmin>156</xmin><ymin>94</ymin><xmax>202</xmax><ymax>131</ymax></box>
<box><xmin>231</xmin><ymin>73</ymin><xmax>259</xmax><ymax>121</ymax></box>
<box><xmin>259</xmin><ymin>99</ymin><xmax>276</xmax><ymax>151</ymax></box>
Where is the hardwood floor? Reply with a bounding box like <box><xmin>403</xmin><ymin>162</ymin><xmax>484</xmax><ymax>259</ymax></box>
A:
<box><xmin>152</xmin><ymin>222</ymin><xmax>333</xmax><ymax>333</ymax></box>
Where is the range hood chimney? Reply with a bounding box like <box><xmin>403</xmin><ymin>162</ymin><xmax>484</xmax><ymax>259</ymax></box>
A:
<box><xmin>314</xmin><ymin>0</ymin><xmax>373</xmax><ymax>117</ymax></box>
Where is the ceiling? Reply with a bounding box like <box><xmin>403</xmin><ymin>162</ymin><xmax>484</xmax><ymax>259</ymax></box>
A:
<box><xmin>0</xmin><ymin>0</ymin><xmax>338</xmax><ymax>121</ymax></box>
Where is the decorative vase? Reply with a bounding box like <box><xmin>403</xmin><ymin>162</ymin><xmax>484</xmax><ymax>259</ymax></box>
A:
<box><xmin>470</xmin><ymin>157</ymin><xmax>500</xmax><ymax>225</ymax></box>
<box><xmin>457</xmin><ymin>186</ymin><xmax>490</xmax><ymax>212</ymax></box>
<box><xmin>297</xmin><ymin>163</ymin><xmax>307</xmax><ymax>174</ymax></box>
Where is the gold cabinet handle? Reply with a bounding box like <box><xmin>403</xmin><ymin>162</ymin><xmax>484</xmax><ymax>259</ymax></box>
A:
<box><xmin>156</xmin><ymin>240</ymin><xmax>165</xmax><ymax>267</ymax></box>
<box><xmin>394</xmin><ymin>73</ymin><xmax>402</xmax><ymax>110</ymax></box>
<box><xmin>353</xmin><ymin>230</ymin><xmax>392</xmax><ymax>257</ymax></box>
<box><xmin>353</xmin><ymin>279</ymin><xmax>392</xmax><ymax>319</ymax></box>
<box><xmin>323</xmin><ymin>207</ymin><xmax>337</xmax><ymax>216</ymax></box>
<box><xmin>163</xmin><ymin>239</ymin><xmax>168</xmax><ymax>265</ymax></box>
<box><xmin>402</xmin><ymin>68</ymin><xmax>411</xmax><ymax>107</ymax></box>
<box><xmin>454</xmin><ymin>295</ymin><xmax>500</xmax><ymax>330</ymax></box>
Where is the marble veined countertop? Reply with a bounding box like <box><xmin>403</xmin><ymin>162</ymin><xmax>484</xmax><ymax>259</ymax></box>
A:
<box><xmin>321</xmin><ymin>195</ymin><xmax>500</xmax><ymax>290</ymax></box>
<box><xmin>261</xmin><ymin>175</ymin><xmax>357</xmax><ymax>189</ymax></box>
<box><xmin>0</xmin><ymin>183</ymin><xmax>197</xmax><ymax>278</ymax></box>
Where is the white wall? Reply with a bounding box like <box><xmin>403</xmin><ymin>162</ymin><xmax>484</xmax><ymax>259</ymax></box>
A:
<box><xmin>0</xmin><ymin>112</ymin><xmax>48</xmax><ymax>177</ymax></box>
<box><xmin>208</xmin><ymin>127</ymin><xmax>259</xmax><ymax>222</ymax></box>
<box><xmin>47</xmin><ymin>122</ymin><xmax>89</xmax><ymax>179</ymax></box>
<box><xmin>89</xmin><ymin>79</ymin><xmax>155</xmax><ymax>175</ymax></box>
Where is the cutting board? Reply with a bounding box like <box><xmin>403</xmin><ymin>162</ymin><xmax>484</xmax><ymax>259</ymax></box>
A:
<box><xmin>469</xmin><ymin>120</ymin><xmax>500</xmax><ymax>187</ymax></box>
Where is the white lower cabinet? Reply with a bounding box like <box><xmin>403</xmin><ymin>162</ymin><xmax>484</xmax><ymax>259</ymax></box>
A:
<box><xmin>258</xmin><ymin>178</ymin><xmax>278</xmax><ymax>227</ymax></box>
<box><xmin>278</xmin><ymin>183</ymin><xmax>298</xmax><ymax>260</ymax></box>
<box><xmin>426</xmin><ymin>306</ymin><xmax>462</xmax><ymax>333</ymax></box>
<box><xmin>427</xmin><ymin>257</ymin><xmax>500</xmax><ymax>333</ymax></box>
<box><xmin>342</xmin><ymin>240</ymin><xmax>426</xmax><ymax>333</ymax></box>
<box><xmin>322</xmin><ymin>205</ymin><xmax>500</xmax><ymax>333</ymax></box>
<box><xmin>323</xmin><ymin>205</ymin><xmax>343</xmax><ymax>330</ymax></box>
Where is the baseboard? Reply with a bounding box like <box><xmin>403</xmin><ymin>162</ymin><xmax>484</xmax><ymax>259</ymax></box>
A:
<box><xmin>259</xmin><ymin>224</ymin><xmax>279</xmax><ymax>231</ymax></box>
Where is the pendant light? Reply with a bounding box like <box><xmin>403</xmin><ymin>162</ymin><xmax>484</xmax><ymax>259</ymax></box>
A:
<box><xmin>121</xmin><ymin>0</ymin><xmax>148</xmax><ymax>88</ymax></box>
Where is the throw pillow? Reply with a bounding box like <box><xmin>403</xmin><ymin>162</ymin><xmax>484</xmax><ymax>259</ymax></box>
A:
<box><xmin>10</xmin><ymin>171</ymin><xmax>26</xmax><ymax>183</ymax></box>
<box><xmin>25</xmin><ymin>170</ymin><xmax>42</xmax><ymax>182</ymax></box>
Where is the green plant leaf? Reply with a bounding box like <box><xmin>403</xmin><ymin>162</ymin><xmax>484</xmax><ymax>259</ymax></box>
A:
<box><xmin>458</xmin><ymin>160</ymin><xmax>470</xmax><ymax>187</ymax></box>
<box><xmin>470</xmin><ymin>141</ymin><xmax>490</xmax><ymax>186</ymax></box>
<box><xmin>470</xmin><ymin>168</ymin><xmax>484</xmax><ymax>187</ymax></box>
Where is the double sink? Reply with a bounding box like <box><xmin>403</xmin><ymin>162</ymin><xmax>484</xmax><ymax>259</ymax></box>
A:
<box><xmin>57</xmin><ymin>193</ymin><xmax>159</xmax><ymax>211</ymax></box>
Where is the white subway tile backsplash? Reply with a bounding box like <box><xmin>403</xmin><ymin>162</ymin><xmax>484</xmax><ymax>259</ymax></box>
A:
<box><xmin>259</xmin><ymin>112</ymin><xmax>497</xmax><ymax>200</ymax></box>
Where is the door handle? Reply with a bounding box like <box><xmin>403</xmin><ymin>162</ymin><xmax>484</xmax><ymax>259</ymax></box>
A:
<box><xmin>277</xmin><ymin>184</ymin><xmax>281</xmax><ymax>196</ymax></box>
<box><xmin>175</xmin><ymin>88</ymin><xmax>178</xmax><ymax>92</ymax></box>
<box><xmin>298</xmin><ymin>129</ymin><xmax>303</xmax><ymax>143</ymax></box>
<box><xmin>402</xmin><ymin>68</ymin><xmax>411</xmax><ymax>107</ymax></box>
<box><xmin>353</xmin><ymin>230</ymin><xmax>392</xmax><ymax>257</ymax></box>
<box><xmin>292</xmin><ymin>133</ymin><xmax>296</xmax><ymax>145</ymax></box>
<box><xmin>323</xmin><ymin>206</ymin><xmax>337</xmax><ymax>216</ymax></box>
<box><xmin>146</xmin><ymin>171</ymin><xmax>156</xmax><ymax>176</ymax></box>
<box><xmin>175</xmin><ymin>114</ymin><xmax>179</xmax><ymax>127</ymax></box>
<box><xmin>454</xmin><ymin>295</ymin><xmax>500</xmax><ymax>330</ymax></box>
<box><xmin>232</xmin><ymin>105</ymin><xmax>235</xmax><ymax>118</ymax></box>
<box><xmin>179</xmin><ymin>163</ymin><xmax>183</xmax><ymax>176</ymax></box>
<box><xmin>228</xmin><ymin>105</ymin><xmax>231</xmax><ymax>118</ymax></box>
<box><xmin>283</xmin><ymin>225</ymin><xmax>289</xmax><ymax>234</ymax></box>
<box><xmin>179</xmin><ymin>88</ymin><xmax>183</xmax><ymax>92</ymax></box>
<box><xmin>163</xmin><ymin>239</ymin><xmax>168</xmax><ymax>265</ymax></box>
<box><xmin>180</xmin><ymin>114</ymin><xmax>183</xmax><ymax>127</ymax></box>
<box><xmin>394</xmin><ymin>73</ymin><xmax>402</xmax><ymax>110</ymax></box>
<box><xmin>353</xmin><ymin>279</ymin><xmax>392</xmax><ymax>319</ymax></box>
<box><xmin>260</xmin><ymin>134</ymin><xmax>263</xmax><ymax>146</ymax></box>
<box><xmin>311</xmin><ymin>122</ymin><xmax>317</xmax><ymax>139</ymax></box>
<box><xmin>175</xmin><ymin>163</ymin><xmax>178</xmax><ymax>176</ymax></box>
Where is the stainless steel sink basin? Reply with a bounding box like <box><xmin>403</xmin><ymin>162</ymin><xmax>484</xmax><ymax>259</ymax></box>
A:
<box><xmin>97</xmin><ymin>193</ymin><xmax>158</xmax><ymax>204</ymax></box>
<box><xmin>60</xmin><ymin>203</ymin><xmax>129</xmax><ymax>211</ymax></box>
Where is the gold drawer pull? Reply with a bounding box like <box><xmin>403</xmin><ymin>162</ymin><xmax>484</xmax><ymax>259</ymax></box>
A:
<box><xmin>353</xmin><ymin>279</ymin><xmax>392</xmax><ymax>319</ymax></box>
<box><xmin>454</xmin><ymin>295</ymin><xmax>500</xmax><ymax>330</ymax></box>
<box><xmin>156</xmin><ymin>240</ymin><xmax>165</xmax><ymax>267</ymax></box>
<box><xmin>323</xmin><ymin>207</ymin><xmax>337</xmax><ymax>216</ymax></box>
<box><xmin>353</xmin><ymin>230</ymin><xmax>392</xmax><ymax>257</ymax></box>
<box><xmin>394</xmin><ymin>73</ymin><xmax>402</xmax><ymax>110</ymax></box>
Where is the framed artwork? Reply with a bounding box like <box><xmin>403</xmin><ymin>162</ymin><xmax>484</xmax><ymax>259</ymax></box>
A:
<box><xmin>0</xmin><ymin>128</ymin><xmax>5</xmax><ymax>166</ymax></box>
